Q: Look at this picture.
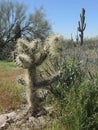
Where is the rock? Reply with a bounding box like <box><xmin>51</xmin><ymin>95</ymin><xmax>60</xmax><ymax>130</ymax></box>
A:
<box><xmin>0</xmin><ymin>106</ymin><xmax>54</xmax><ymax>130</ymax></box>
<box><xmin>0</xmin><ymin>123</ymin><xmax>9</xmax><ymax>130</ymax></box>
<box><xmin>45</xmin><ymin>106</ymin><xmax>56</xmax><ymax>118</ymax></box>
<box><xmin>29</xmin><ymin>116</ymin><xmax>35</xmax><ymax>122</ymax></box>
<box><xmin>16</xmin><ymin>118</ymin><xmax>27</xmax><ymax>126</ymax></box>
<box><xmin>0</xmin><ymin>112</ymin><xmax>16</xmax><ymax>130</ymax></box>
<box><xmin>0</xmin><ymin>111</ymin><xmax>16</xmax><ymax>123</ymax></box>
<box><xmin>28</xmin><ymin>116</ymin><xmax>46</xmax><ymax>130</ymax></box>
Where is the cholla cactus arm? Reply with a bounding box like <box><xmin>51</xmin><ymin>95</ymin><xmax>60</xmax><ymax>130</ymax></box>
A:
<box><xmin>35</xmin><ymin>71</ymin><xmax>61</xmax><ymax>88</ymax></box>
<box><xmin>45</xmin><ymin>34</ymin><xmax>63</xmax><ymax>56</ymax></box>
<box><xmin>16</xmin><ymin>38</ymin><xmax>30</xmax><ymax>54</ymax></box>
<box><xmin>16</xmin><ymin>54</ymin><xmax>32</xmax><ymax>68</ymax></box>
<box><xmin>29</xmin><ymin>39</ymin><xmax>42</xmax><ymax>54</ymax></box>
<box><xmin>35</xmin><ymin>51</ymin><xmax>48</xmax><ymax>66</ymax></box>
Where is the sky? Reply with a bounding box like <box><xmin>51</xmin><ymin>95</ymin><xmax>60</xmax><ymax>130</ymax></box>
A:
<box><xmin>17</xmin><ymin>0</ymin><xmax>98</xmax><ymax>39</ymax></box>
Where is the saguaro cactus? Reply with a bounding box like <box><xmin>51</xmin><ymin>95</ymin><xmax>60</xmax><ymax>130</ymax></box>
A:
<box><xmin>78</xmin><ymin>8</ymin><xmax>86</xmax><ymax>45</ymax></box>
<box><xmin>76</xmin><ymin>31</ymin><xmax>79</xmax><ymax>44</ymax></box>
<box><xmin>15</xmin><ymin>34</ymin><xmax>63</xmax><ymax>116</ymax></box>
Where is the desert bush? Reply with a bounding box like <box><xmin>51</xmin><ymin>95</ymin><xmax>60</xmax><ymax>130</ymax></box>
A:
<box><xmin>64</xmin><ymin>76</ymin><xmax>98</xmax><ymax>130</ymax></box>
<box><xmin>48</xmin><ymin>58</ymin><xmax>84</xmax><ymax>98</ymax></box>
<box><xmin>49</xmin><ymin>59</ymin><xmax>98</xmax><ymax>130</ymax></box>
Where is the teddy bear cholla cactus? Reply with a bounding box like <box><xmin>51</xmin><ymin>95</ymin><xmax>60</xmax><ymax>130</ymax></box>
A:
<box><xmin>45</xmin><ymin>34</ymin><xmax>63</xmax><ymax>56</ymax></box>
<box><xmin>15</xmin><ymin>34</ymin><xmax>63</xmax><ymax>116</ymax></box>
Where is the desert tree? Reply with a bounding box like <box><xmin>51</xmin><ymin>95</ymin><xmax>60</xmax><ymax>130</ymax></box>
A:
<box><xmin>26</xmin><ymin>6</ymin><xmax>51</xmax><ymax>41</ymax></box>
<box><xmin>0</xmin><ymin>0</ymin><xmax>27</xmax><ymax>59</ymax></box>
<box><xmin>0</xmin><ymin>0</ymin><xmax>26</xmax><ymax>45</ymax></box>
<box><xmin>0</xmin><ymin>0</ymin><xmax>51</xmax><ymax>60</ymax></box>
<box><xmin>14</xmin><ymin>22</ymin><xmax>21</xmax><ymax>41</ymax></box>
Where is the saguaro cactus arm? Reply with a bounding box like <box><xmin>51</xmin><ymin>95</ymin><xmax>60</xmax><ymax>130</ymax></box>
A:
<box><xmin>78</xmin><ymin>21</ymin><xmax>86</xmax><ymax>32</ymax></box>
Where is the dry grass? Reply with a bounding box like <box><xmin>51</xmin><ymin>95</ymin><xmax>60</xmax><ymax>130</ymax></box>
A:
<box><xmin>0</xmin><ymin>61</ymin><xmax>24</xmax><ymax>113</ymax></box>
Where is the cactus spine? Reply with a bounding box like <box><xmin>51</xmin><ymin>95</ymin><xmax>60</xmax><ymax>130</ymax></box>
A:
<box><xmin>78</xmin><ymin>8</ymin><xmax>86</xmax><ymax>45</ymax></box>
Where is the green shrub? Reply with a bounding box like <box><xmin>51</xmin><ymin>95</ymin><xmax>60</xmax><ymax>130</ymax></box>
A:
<box><xmin>50</xmin><ymin>58</ymin><xmax>84</xmax><ymax>99</ymax></box>
<box><xmin>64</xmin><ymin>77</ymin><xmax>98</xmax><ymax>130</ymax></box>
<box><xmin>50</xmin><ymin>59</ymin><xmax>98</xmax><ymax>130</ymax></box>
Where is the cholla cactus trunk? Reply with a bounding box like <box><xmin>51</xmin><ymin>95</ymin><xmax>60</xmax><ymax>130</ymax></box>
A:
<box><xmin>25</xmin><ymin>66</ymin><xmax>37</xmax><ymax>109</ymax></box>
<box><xmin>15</xmin><ymin>34</ymin><xmax>63</xmax><ymax>116</ymax></box>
